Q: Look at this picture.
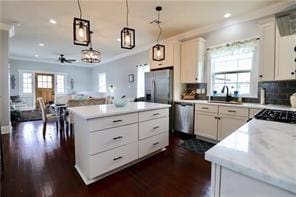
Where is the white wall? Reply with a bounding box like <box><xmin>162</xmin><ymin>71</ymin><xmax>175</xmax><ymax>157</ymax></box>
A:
<box><xmin>9</xmin><ymin>59</ymin><xmax>93</xmax><ymax>96</ymax></box>
<box><xmin>90</xmin><ymin>50</ymin><xmax>149</xmax><ymax>99</ymax></box>
<box><xmin>201</xmin><ymin>21</ymin><xmax>260</xmax><ymax>48</ymax></box>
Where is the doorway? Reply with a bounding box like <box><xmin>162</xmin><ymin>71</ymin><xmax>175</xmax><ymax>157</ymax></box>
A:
<box><xmin>35</xmin><ymin>73</ymin><xmax>55</xmax><ymax>107</ymax></box>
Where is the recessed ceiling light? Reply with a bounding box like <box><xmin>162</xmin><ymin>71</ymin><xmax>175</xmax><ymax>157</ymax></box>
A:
<box><xmin>116</xmin><ymin>38</ymin><xmax>121</xmax><ymax>42</ymax></box>
<box><xmin>39</xmin><ymin>43</ymin><xmax>45</xmax><ymax>47</ymax></box>
<box><xmin>224</xmin><ymin>13</ymin><xmax>232</xmax><ymax>18</ymax></box>
<box><xmin>34</xmin><ymin>54</ymin><xmax>39</xmax><ymax>58</ymax></box>
<box><xmin>49</xmin><ymin>19</ymin><xmax>57</xmax><ymax>24</ymax></box>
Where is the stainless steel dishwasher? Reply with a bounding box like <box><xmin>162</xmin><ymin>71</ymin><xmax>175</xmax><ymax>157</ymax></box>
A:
<box><xmin>174</xmin><ymin>102</ymin><xmax>194</xmax><ymax>134</ymax></box>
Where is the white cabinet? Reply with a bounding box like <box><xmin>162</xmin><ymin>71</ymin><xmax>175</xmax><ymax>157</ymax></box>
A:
<box><xmin>275</xmin><ymin>26</ymin><xmax>296</xmax><ymax>80</ymax></box>
<box><xmin>73</xmin><ymin>107</ymin><xmax>170</xmax><ymax>185</ymax></box>
<box><xmin>195</xmin><ymin>112</ymin><xmax>218</xmax><ymax>140</ymax></box>
<box><xmin>180</xmin><ymin>38</ymin><xmax>206</xmax><ymax>83</ymax></box>
<box><xmin>194</xmin><ymin>104</ymin><xmax>249</xmax><ymax>141</ymax></box>
<box><xmin>218</xmin><ymin>115</ymin><xmax>248</xmax><ymax>140</ymax></box>
<box><xmin>258</xmin><ymin>20</ymin><xmax>276</xmax><ymax>81</ymax></box>
<box><xmin>149</xmin><ymin>42</ymin><xmax>177</xmax><ymax>70</ymax></box>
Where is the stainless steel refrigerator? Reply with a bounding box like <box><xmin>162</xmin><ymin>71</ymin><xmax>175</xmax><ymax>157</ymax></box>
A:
<box><xmin>144</xmin><ymin>69</ymin><xmax>173</xmax><ymax>104</ymax></box>
<box><xmin>145</xmin><ymin>69</ymin><xmax>173</xmax><ymax>131</ymax></box>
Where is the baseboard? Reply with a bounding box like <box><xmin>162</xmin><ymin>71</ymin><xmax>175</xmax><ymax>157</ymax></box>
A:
<box><xmin>1</xmin><ymin>124</ymin><xmax>12</xmax><ymax>134</ymax></box>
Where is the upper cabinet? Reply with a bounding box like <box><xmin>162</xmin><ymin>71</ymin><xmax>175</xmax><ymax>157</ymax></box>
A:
<box><xmin>275</xmin><ymin>26</ymin><xmax>296</xmax><ymax>80</ymax></box>
<box><xmin>180</xmin><ymin>38</ymin><xmax>206</xmax><ymax>83</ymax></box>
<box><xmin>149</xmin><ymin>42</ymin><xmax>179</xmax><ymax>70</ymax></box>
<box><xmin>258</xmin><ymin>19</ymin><xmax>276</xmax><ymax>81</ymax></box>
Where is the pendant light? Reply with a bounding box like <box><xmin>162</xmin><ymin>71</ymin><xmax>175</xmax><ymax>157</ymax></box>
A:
<box><xmin>152</xmin><ymin>6</ymin><xmax>165</xmax><ymax>61</ymax></box>
<box><xmin>73</xmin><ymin>0</ymin><xmax>90</xmax><ymax>46</ymax></box>
<box><xmin>81</xmin><ymin>31</ymin><xmax>101</xmax><ymax>63</ymax></box>
<box><xmin>121</xmin><ymin>0</ymin><xmax>135</xmax><ymax>49</ymax></box>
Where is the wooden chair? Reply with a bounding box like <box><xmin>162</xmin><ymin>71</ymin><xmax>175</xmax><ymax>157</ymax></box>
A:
<box><xmin>37</xmin><ymin>97</ymin><xmax>59</xmax><ymax>136</ymax></box>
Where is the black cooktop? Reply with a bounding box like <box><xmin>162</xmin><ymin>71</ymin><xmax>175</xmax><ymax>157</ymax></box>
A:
<box><xmin>255</xmin><ymin>109</ymin><xmax>296</xmax><ymax>124</ymax></box>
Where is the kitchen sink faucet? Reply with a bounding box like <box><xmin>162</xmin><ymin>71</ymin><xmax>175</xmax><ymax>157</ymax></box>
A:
<box><xmin>221</xmin><ymin>85</ymin><xmax>232</xmax><ymax>102</ymax></box>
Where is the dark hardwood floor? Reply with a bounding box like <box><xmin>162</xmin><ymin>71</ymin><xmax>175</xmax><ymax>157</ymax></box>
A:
<box><xmin>1</xmin><ymin>121</ymin><xmax>211</xmax><ymax>197</ymax></box>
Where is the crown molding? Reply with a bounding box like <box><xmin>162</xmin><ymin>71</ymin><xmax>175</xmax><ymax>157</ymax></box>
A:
<box><xmin>0</xmin><ymin>23</ymin><xmax>15</xmax><ymax>38</ymax></box>
<box><xmin>9</xmin><ymin>56</ymin><xmax>95</xmax><ymax>68</ymax></box>
<box><xmin>98</xmin><ymin>1</ymin><xmax>294</xmax><ymax>66</ymax></box>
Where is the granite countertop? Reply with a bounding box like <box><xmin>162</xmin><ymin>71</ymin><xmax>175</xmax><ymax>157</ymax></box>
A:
<box><xmin>68</xmin><ymin>102</ymin><xmax>171</xmax><ymax>119</ymax></box>
<box><xmin>205</xmin><ymin>119</ymin><xmax>296</xmax><ymax>193</ymax></box>
<box><xmin>174</xmin><ymin>99</ymin><xmax>296</xmax><ymax>111</ymax></box>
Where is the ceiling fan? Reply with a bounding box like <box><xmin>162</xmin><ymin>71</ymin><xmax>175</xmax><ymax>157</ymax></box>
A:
<box><xmin>58</xmin><ymin>54</ymin><xmax>76</xmax><ymax>64</ymax></box>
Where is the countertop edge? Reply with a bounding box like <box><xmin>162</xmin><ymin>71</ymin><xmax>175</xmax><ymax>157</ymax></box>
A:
<box><xmin>204</xmin><ymin>152</ymin><xmax>296</xmax><ymax>194</ymax></box>
<box><xmin>69</xmin><ymin>104</ymin><xmax>171</xmax><ymax>120</ymax></box>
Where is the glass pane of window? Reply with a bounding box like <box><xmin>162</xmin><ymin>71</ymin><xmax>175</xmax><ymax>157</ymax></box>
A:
<box><xmin>237</xmin><ymin>83</ymin><xmax>250</xmax><ymax>95</ymax></box>
<box><xmin>238</xmin><ymin>72</ymin><xmax>251</xmax><ymax>83</ymax></box>
<box><xmin>225</xmin><ymin>60</ymin><xmax>238</xmax><ymax>72</ymax></box>
<box><xmin>56</xmin><ymin>75</ymin><xmax>65</xmax><ymax>93</ymax></box>
<box><xmin>137</xmin><ymin>65</ymin><xmax>150</xmax><ymax>98</ymax></box>
<box><xmin>98</xmin><ymin>73</ymin><xmax>106</xmax><ymax>93</ymax></box>
<box><xmin>225</xmin><ymin>73</ymin><xmax>237</xmax><ymax>83</ymax></box>
<box><xmin>238</xmin><ymin>58</ymin><xmax>252</xmax><ymax>70</ymax></box>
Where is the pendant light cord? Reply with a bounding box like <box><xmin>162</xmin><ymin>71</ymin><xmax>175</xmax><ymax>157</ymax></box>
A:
<box><xmin>126</xmin><ymin>0</ymin><xmax>129</xmax><ymax>28</ymax></box>
<box><xmin>77</xmin><ymin>0</ymin><xmax>82</xmax><ymax>18</ymax></box>
<box><xmin>156</xmin><ymin>10</ymin><xmax>162</xmax><ymax>44</ymax></box>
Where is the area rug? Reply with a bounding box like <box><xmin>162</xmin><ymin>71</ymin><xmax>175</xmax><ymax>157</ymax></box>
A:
<box><xmin>180</xmin><ymin>139</ymin><xmax>215</xmax><ymax>154</ymax></box>
<box><xmin>19</xmin><ymin>110</ymin><xmax>42</xmax><ymax>122</ymax></box>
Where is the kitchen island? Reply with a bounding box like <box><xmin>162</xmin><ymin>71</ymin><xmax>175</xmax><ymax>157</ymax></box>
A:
<box><xmin>205</xmin><ymin>119</ymin><xmax>296</xmax><ymax>197</ymax></box>
<box><xmin>69</xmin><ymin>102</ymin><xmax>171</xmax><ymax>185</ymax></box>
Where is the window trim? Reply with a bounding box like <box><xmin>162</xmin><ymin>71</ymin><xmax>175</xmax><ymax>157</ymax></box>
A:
<box><xmin>207</xmin><ymin>41</ymin><xmax>259</xmax><ymax>98</ymax></box>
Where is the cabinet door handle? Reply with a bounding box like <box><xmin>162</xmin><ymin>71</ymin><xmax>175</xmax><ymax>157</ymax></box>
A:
<box><xmin>259</xmin><ymin>75</ymin><xmax>263</xmax><ymax>78</ymax></box>
<box><xmin>291</xmin><ymin>72</ymin><xmax>295</xmax><ymax>75</ymax></box>
<box><xmin>195</xmin><ymin>77</ymin><xmax>198</xmax><ymax>81</ymax></box>
<box><xmin>202</xmin><ymin>107</ymin><xmax>209</xmax><ymax>110</ymax></box>
<box><xmin>228</xmin><ymin>110</ymin><xmax>236</xmax><ymax>113</ymax></box>
<box><xmin>218</xmin><ymin>117</ymin><xmax>221</xmax><ymax>120</ymax></box>
<box><xmin>113</xmin><ymin>156</ymin><xmax>123</xmax><ymax>161</ymax></box>
<box><xmin>214</xmin><ymin>117</ymin><xmax>218</xmax><ymax>119</ymax></box>
<box><xmin>153</xmin><ymin>113</ymin><xmax>160</xmax><ymax>116</ymax></box>
<box><xmin>153</xmin><ymin>142</ymin><xmax>160</xmax><ymax>146</ymax></box>
<box><xmin>158</xmin><ymin>63</ymin><xmax>163</xmax><ymax>66</ymax></box>
<box><xmin>113</xmin><ymin>136</ymin><xmax>123</xmax><ymax>140</ymax></box>
<box><xmin>153</xmin><ymin>126</ymin><xmax>160</xmax><ymax>129</ymax></box>
<box><xmin>113</xmin><ymin>119</ymin><xmax>123</xmax><ymax>123</ymax></box>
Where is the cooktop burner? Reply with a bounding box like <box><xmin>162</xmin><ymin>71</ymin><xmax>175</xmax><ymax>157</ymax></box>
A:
<box><xmin>255</xmin><ymin>109</ymin><xmax>296</xmax><ymax>124</ymax></box>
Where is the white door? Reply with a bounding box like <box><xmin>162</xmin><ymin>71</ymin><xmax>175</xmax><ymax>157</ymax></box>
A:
<box><xmin>218</xmin><ymin>116</ymin><xmax>248</xmax><ymax>140</ymax></box>
<box><xmin>275</xmin><ymin>28</ymin><xmax>296</xmax><ymax>80</ymax></box>
<box><xmin>194</xmin><ymin>112</ymin><xmax>218</xmax><ymax>140</ymax></box>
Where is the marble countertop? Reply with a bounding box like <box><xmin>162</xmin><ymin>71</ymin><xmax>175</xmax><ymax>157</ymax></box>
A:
<box><xmin>174</xmin><ymin>99</ymin><xmax>296</xmax><ymax>111</ymax></box>
<box><xmin>68</xmin><ymin>102</ymin><xmax>171</xmax><ymax>119</ymax></box>
<box><xmin>205</xmin><ymin>119</ymin><xmax>296</xmax><ymax>193</ymax></box>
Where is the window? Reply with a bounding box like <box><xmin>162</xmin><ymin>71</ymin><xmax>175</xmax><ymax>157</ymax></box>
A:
<box><xmin>137</xmin><ymin>64</ymin><xmax>150</xmax><ymax>98</ymax></box>
<box><xmin>98</xmin><ymin>72</ymin><xmax>107</xmax><ymax>93</ymax></box>
<box><xmin>22</xmin><ymin>73</ymin><xmax>33</xmax><ymax>94</ymax></box>
<box><xmin>56</xmin><ymin>75</ymin><xmax>65</xmax><ymax>94</ymax></box>
<box><xmin>37</xmin><ymin>75</ymin><xmax>53</xmax><ymax>88</ymax></box>
<box><xmin>209</xmin><ymin>39</ymin><xmax>258</xmax><ymax>97</ymax></box>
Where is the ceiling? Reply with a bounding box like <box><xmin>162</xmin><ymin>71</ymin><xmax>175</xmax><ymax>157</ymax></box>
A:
<box><xmin>0</xmin><ymin>0</ymin><xmax>287</xmax><ymax>67</ymax></box>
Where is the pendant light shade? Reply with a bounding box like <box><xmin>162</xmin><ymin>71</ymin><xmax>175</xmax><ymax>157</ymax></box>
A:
<box><xmin>73</xmin><ymin>0</ymin><xmax>90</xmax><ymax>46</ymax></box>
<box><xmin>121</xmin><ymin>0</ymin><xmax>135</xmax><ymax>49</ymax></box>
<box><xmin>81</xmin><ymin>31</ymin><xmax>101</xmax><ymax>64</ymax></box>
<box><xmin>152</xmin><ymin>44</ymin><xmax>165</xmax><ymax>61</ymax></box>
<box><xmin>152</xmin><ymin>6</ymin><xmax>165</xmax><ymax>61</ymax></box>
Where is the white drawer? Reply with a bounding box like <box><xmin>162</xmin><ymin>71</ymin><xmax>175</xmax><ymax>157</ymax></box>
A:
<box><xmin>88</xmin><ymin>113</ymin><xmax>138</xmax><ymax>132</ymax></box>
<box><xmin>139</xmin><ymin>132</ymin><xmax>169</xmax><ymax>158</ymax></box>
<box><xmin>195</xmin><ymin>104</ymin><xmax>218</xmax><ymax>113</ymax></box>
<box><xmin>219</xmin><ymin>106</ymin><xmax>249</xmax><ymax>117</ymax></box>
<box><xmin>139</xmin><ymin>117</ymin><xmax>168</xmax><ymax>140</ymax></box>
<box><xmin>89</xmin><ymin>123</ymin><xmax>138</xmax><ymax>155</ymax></box>
<box><xmin>88</xmin><ymin>142</ymin><xmax>138</xmax><ymax>179</ymax></box>
<box><xmin>139</xmin><ymin>108</ymin><xmax>168</xmax><ymax>122</ymax></box>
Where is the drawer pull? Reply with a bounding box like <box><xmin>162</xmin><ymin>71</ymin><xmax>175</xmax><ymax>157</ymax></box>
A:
<box><xmin>153</xmin><ymin>126</ymin><xmax>160</xmax><ymax>129</ymax></box>
<box><xmin>228</xmin><ymin>110</ymin><xmax>236</xmax><ymax>113</ymax></box>
<box><xmin>153</xmin><ymin>142</ymin><xmax>160</xmax><ymax>146</ymax></box>
<box><xmin>113</xmin><ymin>136</ymin><xmax>123</xmax><ymax>140</ymax></box>
<box><xmin>113</xmin><ymin>119</ymin><xmax>123</xmax><ymax>123</ymax></box>
<box><xmin>113</xmin><ymin>156</ymin><xmax>123</xmax><ymax>161</ymax></box>
<box><xmin>201</xmin><ymin>107</ymin><xmax>209</xmax><ymax>109</ymax></box>
<box><xmin>153</xmin><ymin>113</ymin><xmax>160</xmax><ymax>116</ymax></box>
